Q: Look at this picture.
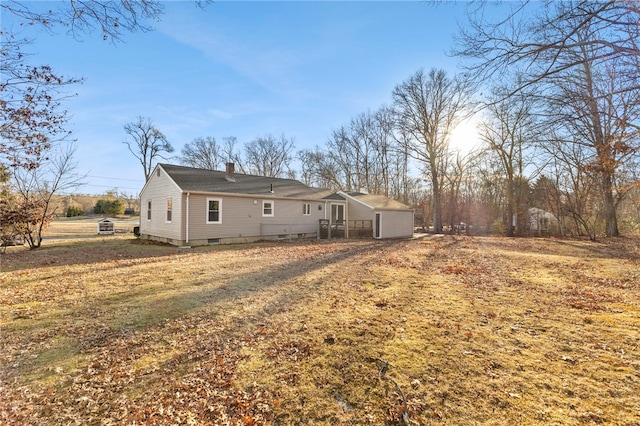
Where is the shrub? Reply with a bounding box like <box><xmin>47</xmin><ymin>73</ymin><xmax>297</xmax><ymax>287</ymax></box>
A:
<box><xmin>66</xmin><ymin>205</ymin><xmax>84</xmax><ymax>217</ymax></box>
<box><xmin>94</xmin><ymin>199</ymin><xmax>125</xmax><ymax>215</ymax></box>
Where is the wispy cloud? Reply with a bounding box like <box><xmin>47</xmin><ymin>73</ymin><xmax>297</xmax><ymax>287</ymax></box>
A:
<box><xmin>155</xmin><ymin>4</ymin><xmax>357</xmax><ymax>103</ymax></box>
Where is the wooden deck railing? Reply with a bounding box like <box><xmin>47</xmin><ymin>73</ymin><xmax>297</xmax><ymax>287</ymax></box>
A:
<box><xmin>348</xmin><ymin>220</ymin><xmax>373</xmax><ymax>238</ymax></box>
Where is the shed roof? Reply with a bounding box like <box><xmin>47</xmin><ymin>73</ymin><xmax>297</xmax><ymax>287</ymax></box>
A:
<box><xmin>344</xmin><ymin>192</ymin><xmax>413</xmax><ymax>210</ymax></box>
<box><xmin>158</xmin><ymin>164</ymin><xmax>341</xmax><ymax>201</ymax></box>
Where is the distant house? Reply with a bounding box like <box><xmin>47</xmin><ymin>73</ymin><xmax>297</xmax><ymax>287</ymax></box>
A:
<box><xmin>139</xmin><ymin>164</ymin><xmax>414</xmax><ymax>246</ymax></box>
<box><xmin>528</xmin><ymin>207</ymin><xmax>556</xmax><ymax>234</ymax></box>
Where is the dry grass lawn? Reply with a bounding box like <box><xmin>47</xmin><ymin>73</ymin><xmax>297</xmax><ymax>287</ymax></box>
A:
<box><xmin>1</xmin><ymin>229</ymin><xmax>639</xmax><ymax>425</ymax></box>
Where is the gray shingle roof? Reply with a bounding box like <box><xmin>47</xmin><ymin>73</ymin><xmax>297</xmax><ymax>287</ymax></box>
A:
<box><xmin>345</xmin><ymin>192</ymin><xmax>413</xmax><ymax>210</ymax></box>
<box><xmin>159</xmin><ymin>164</ymin><xmax>341</xmax><ymax>200</ymax></box>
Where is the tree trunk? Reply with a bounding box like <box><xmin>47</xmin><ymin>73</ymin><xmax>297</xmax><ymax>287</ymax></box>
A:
<box><xmin>505</xmin><ymin>178</ymin><xmax>515</xmax><ymax>237</ymax></box>
<box><xmin>432</xmin><ymin>173</ymin><xmax>442</xmax><ymax>233</ymax></box>
<box><xmin>602</xmin><ymin>173</ymin><xmax>619</xmax><ymax>237</ymax></box>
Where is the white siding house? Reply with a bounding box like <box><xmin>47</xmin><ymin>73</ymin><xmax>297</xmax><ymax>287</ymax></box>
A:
<box><xmin>139</xmin><ymin>163</ymin><xmax>346</xmax><ymax>246</ymax></box>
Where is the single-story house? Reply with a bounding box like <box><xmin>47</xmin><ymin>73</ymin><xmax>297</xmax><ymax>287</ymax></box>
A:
<box><xmin>139</xmin><ymin>163</ymin><xmax>414</xmax><ymax>246</ymax></box>
<box><xmin>528</xmin><ymin>207</ymin><xmax>556</xmax><ymax>234</ymax></box>
<box><xmin>339</xmin><ymin>191</ymin><xmax>415</xmax><ymax>239</ymax></box>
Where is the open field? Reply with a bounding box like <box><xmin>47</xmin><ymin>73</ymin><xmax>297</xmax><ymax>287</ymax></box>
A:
<box><xmin>1</xmin><ymin>235</ymin><xmax>639</xmax><ymax>425</ymax></box>
<box><xmin>41</xmin><ymin>216</ymin><xmax>140</xmax><ymax>239</ymax></box>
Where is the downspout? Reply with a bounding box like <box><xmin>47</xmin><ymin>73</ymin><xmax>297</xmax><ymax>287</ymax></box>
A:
<box><xmin>345</xmin><ymin>199</ymin><xmax>349</xmax><ymax>239</ymax></box>
<box><xmin>185</xmin><ymin>192</ymin><xmax>190</xmax><ymax>244</ymax></box>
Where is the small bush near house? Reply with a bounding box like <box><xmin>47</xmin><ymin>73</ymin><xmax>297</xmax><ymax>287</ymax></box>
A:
<box><xmin>66</xmin><ymin>205</ymin><xmax>84</xmax><ymax>217</ymax></box>
<box><xmin>94</xmin><ymin>198</ymin><xmax>125</xmax><ymax>215</ymax></box>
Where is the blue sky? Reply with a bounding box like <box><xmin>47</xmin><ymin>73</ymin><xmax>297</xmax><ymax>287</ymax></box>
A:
<box><xmin>4</xmin><ymin>1</ymin><xmax>480</xmax><ymax>195</ymax></box>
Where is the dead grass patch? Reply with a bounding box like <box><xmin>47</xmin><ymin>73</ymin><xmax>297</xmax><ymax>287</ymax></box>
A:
<box><xmin>1</xmin><ymin>236</ymin><xmax>639</xmax><ymax>424</ymax></box>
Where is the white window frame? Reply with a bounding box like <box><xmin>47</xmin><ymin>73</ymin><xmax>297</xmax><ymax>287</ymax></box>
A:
<box><xmin>166</xmin><ymin>198</ymin><xmax>172</xmax><ymax>223</ymax></box>
<box><xmin>147</xmin><ymin>200</ymin><xmax>152</xmax><ymax>221</ymax></box>
<box><xmin>262</xmin><ymin>200</ymin><xmax>274</xmax><ymax>217</ymax></box>
<box><xmin>206</xmin><ymin>198</ymin><xmax>222</xmax><ymax>224</ymax></box>
<box><xmin>331</xmin><ymin>203</ymin><xmax>345</xmax><ymax>225</ymax></box>
<box><xmin>302</xmin><ymin>203</ymin><xmax>311</xmax><ymax>216</ymax></box>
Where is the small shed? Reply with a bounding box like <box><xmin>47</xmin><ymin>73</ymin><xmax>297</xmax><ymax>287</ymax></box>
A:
<box><xmin>97</xmin><ymin>218</ymin><xmax>115</xmax><ymax>235</ymax></box>
<box><xmin>339</xmin><ymin>191</ymin><xmax>414</xmax><ymax>239</ymax></box>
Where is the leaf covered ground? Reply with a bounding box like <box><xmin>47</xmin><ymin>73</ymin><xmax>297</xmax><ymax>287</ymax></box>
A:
<box><xmin>1</xmin><ymin>235</ymin><xmax>639</xmax><ymax>425</ymax></box>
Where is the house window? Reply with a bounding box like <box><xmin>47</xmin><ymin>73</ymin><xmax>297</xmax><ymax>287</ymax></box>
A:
<box><xmin>302</xmin><ymin>203</ymin><xmax>310</xmax><ymax>216</ymax></box>
<box><xmin>207</xmin><ymin>198</ymin><xmax>222</xmax><ymax>223</ymax></box>
<box><xmin>263</xmin><ymin>200</ymin><xmax>274</xmax><ymax>217</ymax></box>
<box><xmin>147</xmin><ymin>200</ymin><xmax>152</xmax><ymax>221</ymax></box>
<box><xmin>166</xmin><ymin>198</ymin><xmax>172</xmax><ymax>223</ymax></box>
<box><xmin>331</xmin><ymin>203</ymin><xmax>344</xmax><ymax>225</ymax></box>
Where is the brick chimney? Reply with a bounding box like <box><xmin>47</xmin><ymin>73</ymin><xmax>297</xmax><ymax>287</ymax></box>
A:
<box><xmin>225</xmin><ymin>162</ymin><xmax>236</xmax><ymax>182</ymax></box>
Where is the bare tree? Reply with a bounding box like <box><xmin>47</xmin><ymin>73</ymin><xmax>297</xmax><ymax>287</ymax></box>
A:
<box><xmin>455</xmin><ymin>1</ymin><xmax>640</xmax><ymax>236</ymax></box>
<box><xmin>244</xmin><ymin>133</ymin><xmax>295</xmax><ymax>178</ymax></box>
<box><xmin>325</xmin><ymin>126</ymin><xmax>358</xmax><ymax>191</ymax></box>
<box><xmin>0</xmin><ymin>32</ymin><xmax>79</xmax><ymax>170</ymax></box>
<box><xmin>616</xmin><ymin>163</ymin><xmax>640</xmax><ymax>234</ymax></box>
<box><xmin>3</xmin><ymin>143</ymin><xmax>84</xmax><ymax>248</ymax></box>
<box><xmin>180</xmin><ymin>136</ymin><xmax>224</xmax><ymax>170</ymax></box>
<box><xmin>345</xmin><ymin>106</ymin><xmax>405</xmax><ymax>196</ymax></box>
<box><xmin>347</xmin><ymin>111</ymin><xmax>378</xmax><ymax>192</ymax></box>
<box><xmin>297</xmin><ymin>149</ymin><xmax>318</xmax><ymax>187</ymax></box>
<box><xmin>371</xmin><ymin>106</ymin><xmax>401</xmax><ymax>197</ymax></box>
<box><xmin>454</xmin><ymin>1</ymin><xmax>640</xmax><ymax>98</ymax></box>
<box><xmin>1</xmin><ymin>0</ymin><xmax>208</xmax><ymax>168</ymax></box>
<box><xmin>545</xmin><ymin>138</ymin><xmax>603</xmax><ymax>240</ymax></box>
<box><xmin>297</xmin><ymin>147</ymin><xmax>342</xmax><ymax>190</ymax></box>
<box><xmin>1</xmin><ymin>1</ymin><xmax>167</xmax><ymax>43</ymax></box>
<box><xmin>320</xmin><ymin>106</ymin><xmax>412</xmax><ymax>200</ymax></box>
<box><xmin>220</xmin><ymin>136</ymin><xmax>246</xmax><ymax>173</ymax></box>
<box><xmin>392</xmin><ymin>126</ymin><xmax>417</xmax><ymax>205</ymax></box>
<box><xmin>468</xmin><ymin>151</ymin><xmax>508</xmax><ymax>234</ymax></box>
<box><xmin>122</xmin><ymin>116</ymin><xmax>173</xmax><ymax>181</ymax></box>
<box><xmin>442</xmin><ymin>151</ymin><xmax>476</xmax><ymax>233</ymax></box>
<box><xmin>392</xmin><ymin>68</ymin><xmax>473</xmax><ymax>233</ymax></box>
<box><xmin>0</xmin><ymin>0</ymin><xmax>173</xmax><ymax>169</ymax></box>
<box><xmin>478</xmin><ymin>86</ymin><xmax>540</xmax><ymax>236</ymax></box>
<box><xmin>546</xmin><ymin>48</ymin><xmax>640</xmax><ymax>237</ymax></box>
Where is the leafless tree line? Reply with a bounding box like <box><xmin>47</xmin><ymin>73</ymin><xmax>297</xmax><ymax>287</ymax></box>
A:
<box><xmin>176</xmin><ymin>0</ymin><xmax>640</xmax><ymax>240</ymax></box>
<box><xmin>454</xmin><ymin>0</ymin><xmax>640</xmax><ymax>238</ymax></box>
<box><xmin>178</xmin><ymin>133</ymin><xmax>296</xmax><ymax>179</ymax></box>
<box><xmin>3</xmin><ymin>1</ymin><xmax>639</xmax><ymax>245</ymax></box>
